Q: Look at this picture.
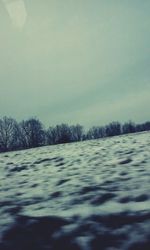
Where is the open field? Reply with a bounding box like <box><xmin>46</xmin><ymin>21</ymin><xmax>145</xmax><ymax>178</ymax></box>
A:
<box><xmin>0</xmin><ymin>132</ymin><xmax>150</xmax><ymax>250</ymax></box>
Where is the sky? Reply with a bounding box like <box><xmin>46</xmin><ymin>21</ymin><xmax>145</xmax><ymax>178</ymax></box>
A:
<box><xmin>0</xmin><ymin>0</ymin><xmax>150</xmax><ymax>128</ymax></box>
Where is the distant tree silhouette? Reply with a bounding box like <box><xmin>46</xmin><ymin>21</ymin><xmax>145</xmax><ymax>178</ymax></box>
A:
<box><xmin>0</xmin><ymin>116</ymin><xmax>150</xmax><ymax>153</ymax></box>
<box><xmin>87</xmin><ymin>126</ymin><xmax>105</xmax><ymax>139</ymax></box>
<box><xmin>70</xmin><ymin>124</ymin><xmax>84</xmax><ymax>142</ymax></box>
<box><xmin>143</xmin><ymin>121</ymin><xmax>150</xmax><ymax>131</ymax></box>
<box><xmin>19</xmin><ymin>118</ymin><xmax>45</xmax><ymax>148</ymax></box>
<box><xmin>46</xmin><ymin>126</ymin><xmax>58</xmax><ymax>145</ymax></box>
<box><xmin>0</xmin><ymin>117</ymin><xmax>18</xmax><ymax>152</ymax></box>
<box><xmin>54</xmin><ymin>124</ymin><xmax>72</xmax><ymax>144</ymax></box>
<box><xmin>46</xmin><ymin>124</ymin><xmax>71</xmax><ymax>145</ymax></box>
<box><xmin>105</xmin><ymin>122</ymin><xmax>121</xmax><ymax>137</ymax></box>
<box><xmin>122</xmin><ymin>121</ymin><xmax>136</xmax><ymax>134</ymax></box>
<box><xmin>47</xmin><ymin>124</ymin><xmax>84</xmax><ymax>145</ymax></box>
<box><xmin>135</xmin><ymin>121</ymin><xmax>150</xmax><ymax>132</ymax></box>
<box><xmin>135</xmin><ymin>123</ymin><xmax>145</xmax><ymax>132</ymax></box>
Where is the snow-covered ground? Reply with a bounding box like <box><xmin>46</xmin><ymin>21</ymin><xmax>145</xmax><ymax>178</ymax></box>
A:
<box><xmin>0</xmin><ymin>132</ymin><xmax>150</xmax><ymax>250</ymax></box>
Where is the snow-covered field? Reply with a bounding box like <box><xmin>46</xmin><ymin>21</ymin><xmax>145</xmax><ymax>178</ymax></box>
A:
<box><xmin>0</xmin><ymin>132</ymin><xmax>150</xmax><ymax>250</ymax></box>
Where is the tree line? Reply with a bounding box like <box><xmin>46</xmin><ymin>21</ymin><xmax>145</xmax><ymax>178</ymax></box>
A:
<box><xmin>0</xmin><ymin>116</ymin><xmax>150</xmax><ymax>152</ymax></box>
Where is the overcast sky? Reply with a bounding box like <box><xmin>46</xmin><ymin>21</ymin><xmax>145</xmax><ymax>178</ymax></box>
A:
<box><xmin>0</xmin><ymin>0</ymin><xmax>150</xmax><ymax>128</ymax></box>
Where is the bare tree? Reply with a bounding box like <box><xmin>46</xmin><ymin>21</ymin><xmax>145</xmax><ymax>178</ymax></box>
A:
<box><xmin>86</xmin><ymin>126</ymin><xmax>105</xmax><ymax>140</ymax></box>
<box><xmin>0</xmin><ymin>115</ymin><xmax>150</xmax><ymax>153</ymax></box>
<box><xmin>46</xmin><ymin>126</ymin><xmax>58</xmax><ymax>145</ymax></box>
<box><xmin>19</xmin><ymin>118</ymin><xmax>45</xmax><ymax>148</ymax></box>
<box><xmin>54</xmin><ymin>124</ymin><xmax>72</xmax><ymax>144</ymax></box>
<box><xmin>143</xmin><ymin>121</ymin><xmax>150</xmax><ymax>131</ymax></box>
<box><xmin>105</xmin><ymin>122</ymin><xmax>121</xmax><ymax>137</ymax></box>
<box><xmin>70</xmin><ymin>124</ymin><xmax>84</xmax><ymax>142</ymax></box>
<box><xmin>0</xmin><ymin>116</ymin><xmax>18</xmax><ymax>152</ymax></box>
<box><xmin>122</xmin><ymin>121</ymin><xmax>136</xmax><ymax>134</ymax></box>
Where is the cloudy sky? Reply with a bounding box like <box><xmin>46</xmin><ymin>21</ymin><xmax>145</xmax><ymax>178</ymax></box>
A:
<box><xmin>0</xmin><ymin>0</ymin><xmax>150</xmax><ymax>127</ymax></box>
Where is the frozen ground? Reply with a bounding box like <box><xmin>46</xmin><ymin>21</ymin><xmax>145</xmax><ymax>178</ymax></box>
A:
<box><xmin>0</xmin><ymin>132</ymin><xmax>150</xmax><ymax>250</ymax></box>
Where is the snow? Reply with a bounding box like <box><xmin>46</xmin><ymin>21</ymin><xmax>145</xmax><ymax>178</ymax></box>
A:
<box><xmin>0</xmin><ymin>132</ymin><xmax>150</xmax><ymax>249</ymax></box>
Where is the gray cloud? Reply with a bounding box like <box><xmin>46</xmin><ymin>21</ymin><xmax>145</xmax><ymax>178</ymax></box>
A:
<box><xmin>0</xmin><ymin>1</ymin><xmax>150</xmax><ymax>127</ymax></box>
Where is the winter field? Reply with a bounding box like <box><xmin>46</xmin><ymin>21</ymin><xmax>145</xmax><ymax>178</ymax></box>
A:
<box><xmin>0</xmin><ymin>132</ymin><xmax>150</xmax><ymax>250</ymax></box>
